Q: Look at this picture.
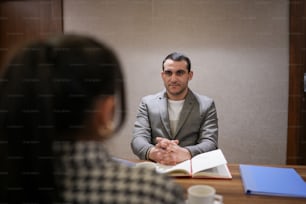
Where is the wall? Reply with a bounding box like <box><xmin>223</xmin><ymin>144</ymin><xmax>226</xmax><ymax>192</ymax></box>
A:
<box><xmin>63</xmin><ymin>0</ymin><xmax>289</xmax><ymax>164</ymax></box>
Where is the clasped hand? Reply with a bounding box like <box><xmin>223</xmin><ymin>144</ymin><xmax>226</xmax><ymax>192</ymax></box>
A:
<box><xmin>149</xmin><ymin>137</ymin><xmax>191</xmax><ymax>165</ymax></box>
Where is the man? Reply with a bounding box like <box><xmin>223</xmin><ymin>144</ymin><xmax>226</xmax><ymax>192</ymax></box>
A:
<box><xmin>131</xmin><ymin>52</ymin><xmax>218</xmax><ymax>165</ymax></box>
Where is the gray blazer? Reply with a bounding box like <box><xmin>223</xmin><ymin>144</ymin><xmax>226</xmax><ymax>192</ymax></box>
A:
<box><xmin>131</xmin><ymin>89</ymin><xmax>218</xmax><ymax>160</ymax></box>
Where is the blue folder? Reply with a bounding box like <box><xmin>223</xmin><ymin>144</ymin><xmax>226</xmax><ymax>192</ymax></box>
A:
<box><xmin>239</xmin><ymin>164</ymin><xmax>306</xmax><ymax>198</ymax></box>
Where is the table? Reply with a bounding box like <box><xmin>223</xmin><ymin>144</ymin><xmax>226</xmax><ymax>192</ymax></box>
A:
<box><xmin>174</xmin><ymin>164</ymin><xmax>306</xmax><ymax>204</ymax></box>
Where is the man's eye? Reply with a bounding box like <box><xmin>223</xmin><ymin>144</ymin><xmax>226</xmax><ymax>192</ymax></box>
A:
<box><xmin>176</xmin><ymin>70</ymin><xmax>186</xmax><ymax>76</ymax></box>
<box><xmin>164</xmin><ymin>71</ymin><xmax>172</xmax><ymax>76</ymax></box>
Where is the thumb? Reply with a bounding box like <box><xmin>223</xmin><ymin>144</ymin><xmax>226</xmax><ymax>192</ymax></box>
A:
<box><xmin>172</xmin><ymin>139</ymin><xmax>179</xmax><ymax>144</ymax></box>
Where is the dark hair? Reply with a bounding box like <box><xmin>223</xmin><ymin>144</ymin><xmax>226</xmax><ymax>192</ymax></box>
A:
<box><xmin>0</xmin><ymin>34</ymin><xmax>126</xmax><ymax>203</ymax></box>
<box><xmin>162</xmin><ymin>52</ymin><xmax>191</xmax><ymax>72</ymax></box>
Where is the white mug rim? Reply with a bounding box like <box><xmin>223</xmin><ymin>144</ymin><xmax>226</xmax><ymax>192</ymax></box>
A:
<box><xmin>188</xmin><ymin>185</ymin><xmax>216</xmax><ymax>197</ymax></box>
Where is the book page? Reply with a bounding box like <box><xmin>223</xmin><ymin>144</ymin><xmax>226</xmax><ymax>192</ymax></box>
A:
<box><xmin>135</xmin><ymin>161</ymin><xmax>158</xmax><ymax>170</ymax></box>
<box><xmin>155</xmin><ymin>159</ymin><xmax>191</xmax><ymax>175</ymax></box>
<box><xmin>191</xmin><ymin>149</ymin><xmax>227</xmax><ymax>174</ymax></box>
<box><xmin>193</xmin><ymin>164</ymin><xmax>232</xmax><ymax>179</ymax></box>
<box><xmin>135</xmin><ymin>160</ymin><xmax>191</xmax><ymax>176</ymax></box>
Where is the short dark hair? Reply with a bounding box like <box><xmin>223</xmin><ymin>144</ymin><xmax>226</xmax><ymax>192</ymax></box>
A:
<box><xmin>162</xmin><ymin>52</ymin><xmax>191</xmax><ymax>72</ymax></box>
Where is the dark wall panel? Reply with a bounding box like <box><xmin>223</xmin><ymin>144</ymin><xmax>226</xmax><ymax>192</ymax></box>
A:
<box><xmin>0</xmin><ymin>0</ymin><xmax>63</xmax><ymax>70</ymax></box>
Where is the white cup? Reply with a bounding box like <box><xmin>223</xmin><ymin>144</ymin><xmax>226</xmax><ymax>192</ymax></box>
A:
<box><xmin>187</xmin><ymin>185</ymin><xmax>223</xmax><ymax>204</ymax></box>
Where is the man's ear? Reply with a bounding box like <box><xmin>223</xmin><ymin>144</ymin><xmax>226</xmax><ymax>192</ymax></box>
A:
<box><xmin>188</xmin><ymin>70</ymin><xmax>193</xmax><ymax>80</ymax></box>
<box><xmin>93</xmin><ymin>96</ymin><xmax>115</xmax><ymax>138</ymax></box>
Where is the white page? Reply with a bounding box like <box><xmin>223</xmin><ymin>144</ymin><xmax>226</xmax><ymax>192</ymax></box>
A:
<box><xmin>191</xmin><ymin>149</ymin><xmax>227</xmax><ymax>174</ymax></box>
<box><xmin>155</xmin><ymin>159</ymin><xmax>191</xmax><ymax>174</ymax></box>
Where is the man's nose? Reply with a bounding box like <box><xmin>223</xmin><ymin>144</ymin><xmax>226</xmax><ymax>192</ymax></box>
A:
<box><xmin>170</xmin><ymin>74</ymin><xmax>178</xmax><ymax>81</ymax></box>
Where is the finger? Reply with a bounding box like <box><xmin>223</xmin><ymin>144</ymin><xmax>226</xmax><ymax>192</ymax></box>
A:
<box><xmin>158</xmin><ymin>139</ymin><xmax>172</xmax><ymax>149</ymax></box>
<box><xmin>172</xmin><ymin>139</ymin><xmax>179</xmax><ymax>145</ymax></box>
<box><xmin>166</xmin><ymin>142</ymin><xmax>179</xmax><ymax>152</ymax></box>
<box><xmin>160</xmin><ymin>156</ymin><xmax>177</xmax><ymax>165</ymax></box>
<box><xmin>156</xmin><ymin>141</ymin><xmax>168</xmax><ymax>149</ymax></box>
<box><xmin>155</xmin><ymin>137</ymin><xmax>163</xmax><ymax>142</ymax></box>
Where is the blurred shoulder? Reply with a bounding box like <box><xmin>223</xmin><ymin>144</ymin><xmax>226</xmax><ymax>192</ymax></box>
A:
<box><xmin>189</xmin><ymin>90</ymin><xmax>214</xmax><ymax>104</ymax></box>
<box><xmin>141</xmin><ymin>90</ymin><xmax>166</xmax><ymax>103</ymax></box>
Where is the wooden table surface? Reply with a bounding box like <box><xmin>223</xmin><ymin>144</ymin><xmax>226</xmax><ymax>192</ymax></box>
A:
<box><xmin>174</xmin><ymin>164</ymin><xmax>306</xmax><ymax>204</ymax></box>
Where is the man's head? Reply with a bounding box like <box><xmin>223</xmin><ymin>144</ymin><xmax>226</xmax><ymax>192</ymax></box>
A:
<box><xmin>162</xmin><ymin>52</ymin><xmax>191</xmax><ymax>72</ymax></box>
<box><xmin>161</xmin><ymin>52</ymin><xmax>193</xmax><ymax>100</ymax></box>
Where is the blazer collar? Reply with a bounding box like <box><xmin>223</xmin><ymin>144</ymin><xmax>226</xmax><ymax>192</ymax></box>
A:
<box><xmin>158</xmin><ymin>90</ymin><xmax>171</xmax><ymax>138</ymax></box>
<box><xmin>175</xmin><ymin>90</ymin><xmax>196</xmax><ymax>136</ymax></box>
<box><xmin>158</xmin><ymin>89</ymin><xmax>196</xmax><ymax>138</ymax></box>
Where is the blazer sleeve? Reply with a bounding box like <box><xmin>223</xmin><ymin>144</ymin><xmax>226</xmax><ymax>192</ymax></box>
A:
<box><xmin>130</xmin><ymin>97</ymin><xmax>154</xmax><ymax>160</ymax></box>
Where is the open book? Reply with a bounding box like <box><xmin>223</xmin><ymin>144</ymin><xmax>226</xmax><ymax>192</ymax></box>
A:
<box><xmin>135</xmin><ymin>149</ymin><xmax>232</xmax><ymax>179</ymax></box>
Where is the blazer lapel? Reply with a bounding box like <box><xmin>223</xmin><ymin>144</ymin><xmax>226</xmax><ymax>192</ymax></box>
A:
<box><xmin>158</xmin><ymin>91</ymin><xmax>172</xmax><ymax>138</ymax></box>
<box><xmin>174</xmin><ymin>91</ymin><xmax>195</xmax><ymax>137</ymax></box>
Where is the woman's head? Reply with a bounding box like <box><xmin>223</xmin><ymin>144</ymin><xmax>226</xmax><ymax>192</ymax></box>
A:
<box><xmin>0</xmin><ymin>34</ymin><xmax>126</xmax><ymax>139</ymax></box>
<box><xmin>0</xmin><ymin>34</ymin><xmax>126</xmax><ymax>202</ymax></box>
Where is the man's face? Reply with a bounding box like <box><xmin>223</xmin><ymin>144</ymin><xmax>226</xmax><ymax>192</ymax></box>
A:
<box><xmin>161</xmin><ymin>59</ymin><xmax>193</xmax><ymax>100</ymax></box>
